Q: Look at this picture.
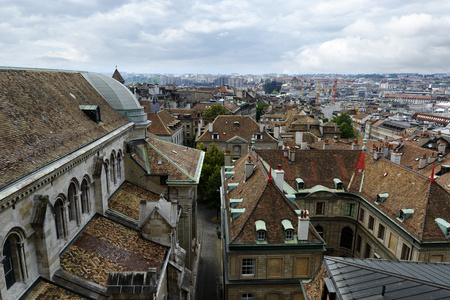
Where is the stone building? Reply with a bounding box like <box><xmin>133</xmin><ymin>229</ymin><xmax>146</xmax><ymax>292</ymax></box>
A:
<box><xmin>0</xmin><ymin>68</ymin><xmax>203</xmax><ymax>299</ymax></box>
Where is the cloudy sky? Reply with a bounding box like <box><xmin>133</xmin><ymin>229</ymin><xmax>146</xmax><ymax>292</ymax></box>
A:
<box><xmin>1</xmin><ymin>0</ymin><xmax>450</xmax><ymax>75</ymax></box>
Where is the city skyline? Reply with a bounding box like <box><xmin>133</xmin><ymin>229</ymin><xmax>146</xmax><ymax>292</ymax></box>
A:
<box><xmin>1</xmin><ymin>0</ymin><xmax>450</xmax><ymax>75</ymax></box>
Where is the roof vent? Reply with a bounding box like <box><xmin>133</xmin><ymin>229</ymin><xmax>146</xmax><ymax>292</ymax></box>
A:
<box><xmin>375</xmin><ymin>193</ymin><xmax>389</xmax><ymax>204</ymax></box>
<box><xmin>398</xmin><ymin>209</ymin><xmax>414</xmax><ymax>222</ymax></box>
<box><xmin>435</xmin><ymin>218</ymin><xmax>450</xmax><ymax>238</ymax></box>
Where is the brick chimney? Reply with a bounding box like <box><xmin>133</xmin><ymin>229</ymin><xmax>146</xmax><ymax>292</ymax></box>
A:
<box><xmin>245</xmin><ymin>156</ymin><xmax>254</xmax><ymax>181</ymax></box>
<box><xmin>438</xmin><ymin>142</ymin><xmax>446</xmax><ymax>154</ymax></box>
<box><xmin>418</xmin><ymin>154</ymin><xmax>427</xmax><ymax>169</ymax></box>
<box><xmin>352</xmin><ymin>140</ymin><xmax>359</xmax><ymax>150</ymax></box>
<box><xmin>323</xmin><ymin>139</ymin><xmax>329</xmax><ymax>150</ymax></box>
<box><xmin>297</xmin><ymin>210</ymin><xmax>310</xmax><ymax>241</ymax></box>
<box><xmin>428</xmin><ymin>152</ymin><xmax>436</xmax><ymax>164</ymax></box>
<box><xmin>374</xmin><ymin>147</ymin><xmax>383</xmax><ymax>160</ymax></box>
<box><xmin>274</xmin><ymin>164</ymin><xmax>285</xmax><ymax>192</ymax></box>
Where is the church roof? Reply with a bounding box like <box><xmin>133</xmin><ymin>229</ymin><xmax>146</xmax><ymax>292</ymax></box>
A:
<box><xmin>112</xmin><ymin>68</ymin><xmax>125</xmax><ymax>84</ymax></box>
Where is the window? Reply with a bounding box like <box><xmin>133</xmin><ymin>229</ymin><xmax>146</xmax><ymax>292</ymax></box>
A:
<box><xmin>241</xmin><ymin>294</ymin><xmax>254</xmax><ymax>300</ymax></box>
<box><xmin>68</xmin><ymin>182</ymin><xmax>78</xmax><ymax>222</ymax></box>
<box><xmin>315</xmin><ymin>226</ymin><xmax>324</xmax><ymax>239</ymax></box>
<box><xmin>3</xmin><ymin>232</ymin><xmax>28</xmax><ymax>289</ymax></box>
<box><xmin>285</xmin><ymin>230</ymin><xmax>294</xmax><ymax>240</ymax></box>
<box><xmin>316</xmin><ymin>202</ymin><xmax>325</xmax><ymax>215</ymax></box>
<box><xmin>110</xmin><ymin>153</ymin><xmax>116</xmax><ymax>185</ymax></box>
<box><xmin>356</xmin><ymin>234</ymin><xmax>362</xmax><ymax>253</ymax></box>
<box><xmin>3</xmin><ymin>239</ymin><xmax>16</xmax><ymax>289</ymax></box>
<box><xmin>368</xmin><ymin>215</ymin><xmax>374</xmax><ymax>230</ymax></box>
<box><xmin>345</xmin><ymin>203</ymin><xmax>355</xmax><ymax>217</ymax></box>
<box><xmin>242</xmin><ymin>259</ymin><xmax>255</xmax><ymax>275</ymax></box>
<box><xmin>294</xmin><ymin>258</ymin><xmax>309</xmax><ymax>277</ymax></box>
<box><xmin>401</xmin><ymin>243</ymin><xmax>411</xmax><ymax>260</ymax></box>
<box><xmin>378</xmin><ymin>224</ymin><xmax>385</xmax><ymax>240</ymax></box>
<box><xmin>212</xmin><ymin>134</ymin><xmax>219</xmax><ymax>139</ymax></box>
<box><xmin>365</xmin><ymin>243</ymin><xmax>371</xmax><ymax>258</ymax></box>
<box><xmin>268</xmin><ymin>258</ymin><xmax>283</xmax><ymax>278</ymax></box>
<box><xmin>359</xmin><ymin>208</ymin><xmax>365</xmax><ymax>222</ymax></box>
<box><xmin>54</xmin><ymin>198</ymin><xmax>67</xmax><ymax>239</ymax></box>
<box><xmin>81</xmin><ymin>179</ymin><xmax>90</xmax><ymax>214</ymax></box>
<box><xmin>234</xmin><ymin>121</ymin><xmax>240</xmax><ymax>127</ymax></box>
<box><xmin>257</xmin><ymin>230</ymin><xmax>266</xmax><ymax>241</ymax></box>
<box><xmin>255</xmin><ymin>134</ymin><xmax>263</xmax><ymax>140</ymax></box>
<box><xmin>388</xmin><ymin>233</ymin><xmax>397</xmax><ymax>253</ymax></box>
<box><xmin>340</xmin><ymin>227</ymin><xmax>353</xmax><ymax>249</ymax></box>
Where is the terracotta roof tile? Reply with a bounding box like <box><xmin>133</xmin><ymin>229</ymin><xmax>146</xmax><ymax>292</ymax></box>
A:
<box><xmin>109</xmin><ymin>182</ymin><xmax>160</xmax><ymax>220</ymax></box>
<box><xmin>0</xmin><ymin>69</ymin><xmax>129</xmax><ymax>188</ymax></box>
<box><xmin>23</xmin><ymin>278</ymin><xmax>89</xmax><ymax>299</ymax></box>
<box><xmin>60</xmin><ymin>215</ymin><xmax>167</xmax><ymax>287</ymax></box>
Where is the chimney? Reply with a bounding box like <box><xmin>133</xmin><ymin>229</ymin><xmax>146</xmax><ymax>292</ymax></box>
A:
<box><xmin>418</xmin><ymin>154</ymin><xmax>427</xmax><ymax>169</ymax></box>
<box><xmin>274</xmin><ymin>164</ymin><xmax>285</xmax><ymax>192</ymax></box>
<box><xmin>259</xmin><ymin>122</ymin><xmax>264</xmax><ymax>133</ymax></box>
<box><xmin>208</xmin><ymin>121</ymin><xmax>213</xmax><ymax>132</ymax></box>
<box><xmin>198</xmin><ymin>118</ymin><xmax>203</xmax><ymax>135</ymax></box>
<box><xmin>438</xmin><ymin>142</ymin><xmax>446</xmax><ymax>154</ymax></box>
<box><xmin>280</xmin><ymin>123</ymin><xmax>286</xmax><ymax>134</ymax></box>
<box><xmin>333</xmin><ymin>135</ymin><xmax>339</xmax><ymax>143</ymax></box>
<box><xmin>274</xmin><ymin>126</ymin><xmax>280</xmax><ymax>139</ymax></box>
<box><xmin>418</xmin><ymin>134</ymin><xmax>429</xmax><ymax>147</ymax></box>
<box><xmin>245</xmin><ymin>156</ymin><xmax>254</xmax><ymax>181</ymax></box>
<box><xmin>307</xmin><ymin>121</ymin><xmax>311</xmax><ymax>131</ymax></box>
<box><xmin>370</xmin><ymin>144</ymin><xmax>376</xmax><ymax>155</ymax></box>
<box><xmin>297</xmin><ymin>210</ymin><xmax>310</xmax><ymax>241</ymax></box>
<box><xmin>139</xmin><ymin>199</ymin><xmax>147</xmax><ymax>227</ymax></box>
<box><xmin>390</xmin><ymin>150</ymin><xmax>402</xmax><ymax>164</ymax></box>
<box><xmin>295</xmin><ymin>132</ymin><xmax>303</xmax><ymax>145</ymax></box>
<box><xmin>428</xmin><ymin>152</ymin><xmax>436</xmax><ymax>164</ymax></box>
<box><xmin>352</xmin><ymin>140</ymin><xmax>359</xmax><ymax>150</ymax></box>
<box><xmin>374</xmin><ymin>147</ymin><xmax>383</xmax><ymax>160</ymax></box>
<box><xmin>224</xmin><ymin>150</ymin><xmax>231</xmax><ymax>166</ymax></box>
<box><xmin>323</xmin><ymin>139</ymin><xmax>329</xmax><ymax>150</ymax></box>
<box><xmin>300</xmin><ymin>141</ymin><xmax>308</xmax><ymax>150</ymax></box>
<box><xmin>289</xmin><ymin>148</ymin><xmax>295</xmax><ymax>163</ymax></box>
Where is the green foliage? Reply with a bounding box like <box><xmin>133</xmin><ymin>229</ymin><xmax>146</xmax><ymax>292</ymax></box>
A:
<box><xmin>322</xmin><ymin>118</ymin><xmax>329</xmax><ymax>123</ymax></box>
<box><xmin>198</xmin><ymin>143</ymin><xmax>224</xmax><ymax>212</ymax></box>
<box><xmin>203</xmin><ymin>104</ymin><xmax>228</xmax><ymax>122</ymax></box>
<box><xmin>263</xmin><ymin>80</ymin><xmax>282</xmax><ymax>94</ymax></box>
<box><xmin>256</xmin><ymin>103</ymin><xmax>270</xmax><ymax>122</ymax></box>
<box><xmin>331</xmin><ymin>113</ymin><xmax>355</xmax><ymax>138</ymax></box>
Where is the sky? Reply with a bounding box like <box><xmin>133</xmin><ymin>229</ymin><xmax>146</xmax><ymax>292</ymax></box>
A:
<box><xmin>1</xmin><ymin>0</ymin><xmax>450</xmax><ymax>75</ymax></box>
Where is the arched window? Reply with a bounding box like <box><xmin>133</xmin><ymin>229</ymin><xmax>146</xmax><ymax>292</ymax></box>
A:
<box><xmin>340</xmin><ymin>226</ymin><xmax>353</xmax><ymax>249</ymax></box>
<box><xmin>104</xmin><ymin>161</ymin><xmax>110</xmax><ymax>193</ymax></box>
<box><xmin>2</xmin><ymin>231</ymin><xmax>28</xmax><ymax>289</ymax></box>
<box><xmin>54</xmin><ymin>198</ymin><xmax>67</xmax><ymax>239</ymax></box>
<box><xmin>110</xmin><ymin>152</ymin><xmax>116</xmax><ymax>185</ymax></box>
<box><xmin>68</xmin><ymin>182</ymin><xmax>79</xmax><ymax>223</ymax></box>
<box><xmin>117</xmin><ymin>150</ymin><xmax>122</xmax><ymax>179</ymax></box>
<box><xmin>81</xmin><ymin>179</ymin><xmax>90</xmax><ymax>214</ymax></box>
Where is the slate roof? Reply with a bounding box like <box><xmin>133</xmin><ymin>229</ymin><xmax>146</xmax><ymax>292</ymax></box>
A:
<box><xmin>60</xmin><ymin>215</ymin><xmax>167</xmax><ymax>287</ymax></box>
<box><xmin>320</xmin><ymin>256</ymin><xmax>450</xmax><ymax>300</ymax></box>
<box><xmin>197</xmin><ymin>115</ymin><xmax>277</xmax><ymax>143</ymax></box>
<box><xmin>21</xmin><ymin>278</ymin><xmax>89</xmax><ymax>300</ymax></box>
<box><xmin>0</xmin><ymin>69</ymin><xmax>129</xmax><ymax>188</ymax></box>
<box><xmin>129</xmin><ymin>137</ymin><xmax>204</xmax><ymax>183</ymax></box>
<box><xmin>224</xmin><ymin>152</ymin><xmax>323</xmax><ymax>245</ymax></box>
<box><xmin>108</xmin><ymin>181</ymin><xmax>160</xmax><ymax>221</ymax></box>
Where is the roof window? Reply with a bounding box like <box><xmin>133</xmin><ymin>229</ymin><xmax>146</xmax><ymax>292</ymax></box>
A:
<box><xmin>255</xmin><ymin>220</ymin><xmax>267</xmax><ymax>242</ymax></box>
<box><xmin>79</xmin><ymin>105</ymin><xmax>102</xmax><ymax>123</ymax></box>
<box><xmin>435</xmin><ymin>218</ymin><xmax>450</xmax><ymax>238</ymax></box>
<box><xmin>282</xmin><ymin>219</ymin><xmax>295</xmax><ymax>241</ymax></box>
<box><xmin>296</xmin><ymin>178</ymin><xmax>305</xmax><ymax>190</ymax></box>
<box><xmin>375</xmin><ymin>193</ymin><xmax>389</xmax><ymax>204</ymax></box>
<box><xmin>234</xmin><ymin>121</ymin><xmax>240</xmax><ymax>127</ymax></box>
<box><xmin>398</xmin><ymin>209</ymin><xmax>414</xmax><ymax>222</ymax></box>
<box><xmin>333</xmin><ymin>178</ymin><xmax>343</xmax><ymax>190</ymax></box>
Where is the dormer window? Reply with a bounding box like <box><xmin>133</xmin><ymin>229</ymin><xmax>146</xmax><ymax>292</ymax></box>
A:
<box><xmin>212</xmin><ymin>134</ymin><xmax>219</xmax><ymax>139</ymax></box>
<box><xmin>255</xmin><ymin>134</ymin><xmax>263</xmax><ymax>140</ymax></box>
<box><xmin>375</xmin><ymin>193</ymin><xmax>389</xmax><ymax>204</ymax></box>
<box><xmin>333</xmin><ymin>178</ymin><xmax>343</xmax><ymax>190</ymax></box>
<box><xmin>282</xmin><ymin>219</ymin><xmax>294</xmax><ymax>241</ymax></box>
<box><xmin>296</xmin><ymin>178</ymin><xmax>305</xmax><ymax>190</ymax></box>
<box><xmin>435</xmin><ymin>218</ymin><xmax>450</xmax><ymax>238</ymax></box>
<box><xmin>255</xmin><ymin>220</ymin><xmax>267</xmax><ymax>242</ymax></box>
<box><xmin>234</xmin><ymin>121</ymin><xmax>240</xmax><ymax>127</ymax></box>
<box><xmin>398</xmin><ymin>209</ymin><xmax>414</xmax><ymax>222</ymax></box>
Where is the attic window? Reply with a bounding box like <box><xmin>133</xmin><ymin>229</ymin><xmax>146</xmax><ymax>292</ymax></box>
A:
<box><xmin>255</xmin><ymin>134</ymin><xmax>263</xmax><ymax>140</ymax></box>
<box><xmin>435</xmin><ymin>218</ymin><xmax>450</xmax><ymax>238</ymax></box>
<box><xmin>333</xmin><ymin>178</ymin><xmax>344</xmax><ymax>190</ymax></box>
<box><xmin>234</xmin><ymin>121</ymin><xmax>240</xmax><ymax>127</ymax></box>
<box><xmin>212</xmin><ymin>134</ymin><xmax>219</xmax><ymax>139</ymax></box>
<box><xmin>282</xmin><ymin>219</ymin><xmax>294</xmax><ymax>241</ymax></box>
<box><xmin>296</xmin><ymin>178</ymin><xmax>305</xmax><ymax>190</ymax></box>
<box><xmin>79</xmin><ymin>105</ymin><xmax>102</xmax><ymax>123</ymax></box>
<box><xmin>157</xmin><ymin>160</ymin><xmax>162</xmax><ymax>165</ymax></box>
<box><xmin>255</xmin><ymin>220</ymin><xmax>267</xmax><ymax>242</ymax></box>
<box><xmin>398</xmin><ymin>209</ymin><xmax>414</xmax><ymax>222</ymax></box>
<box><xmin>375</xmin><ymin>193</ymin><xmax>389</xmax><ymax>204</ymax></box>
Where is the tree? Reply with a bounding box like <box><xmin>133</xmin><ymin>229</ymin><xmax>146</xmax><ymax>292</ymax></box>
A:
<box><xmin>256</xmin><ymin>103</ymin><xmax>270</xmax><ymax>122</ymax></box>
<box><xmin>203</xmin><ymin>104</ymin><xmax>228</xmax><ymax>122</ymax></box>
<box><xmin>331</xmin><ymin>113</ymin><xmax>355</xmax><ymax>138</ymax></box>
<box><xmin>197</xmin><ymin>143</ymin><xmax>224</xmax><ymax>216</ymax></box>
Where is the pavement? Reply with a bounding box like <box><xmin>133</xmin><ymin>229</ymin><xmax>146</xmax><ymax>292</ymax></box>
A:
<box><xmin>194</xmin><ymin>200</ymin><xmax>223</xmax><ymax>300</ymax></box>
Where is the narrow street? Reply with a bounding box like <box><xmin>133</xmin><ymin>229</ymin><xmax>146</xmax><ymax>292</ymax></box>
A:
<box><xmin>195</xmin><ymin>200</ymin><xmax>223</xmax><ymax>300</ymax></box>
